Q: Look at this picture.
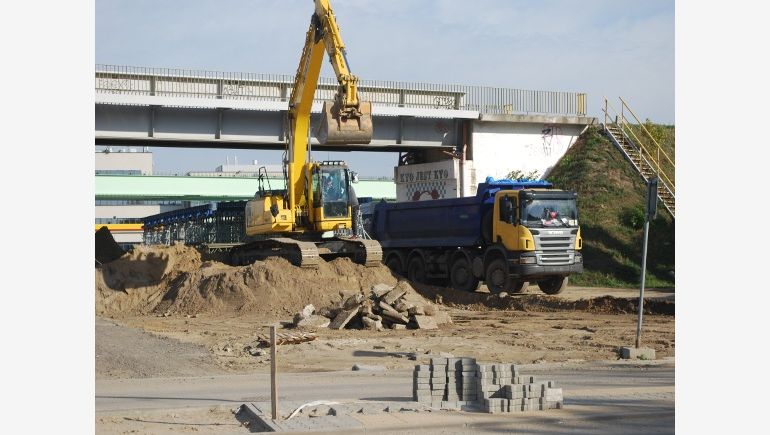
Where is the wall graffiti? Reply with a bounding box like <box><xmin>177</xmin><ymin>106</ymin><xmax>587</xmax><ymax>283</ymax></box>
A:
<box><xmin>541</xmin><ymin>124</ymin><xmax>563</xmax><ymax>157</ymax></box>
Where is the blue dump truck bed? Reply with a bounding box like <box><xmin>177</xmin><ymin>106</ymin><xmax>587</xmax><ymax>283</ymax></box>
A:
<box><xmin>371</xmin><ymin>179</ymin><xmax>552</xmax><ymax>249</ymax></box>
<box><xmin>372</xmin><ymin>195</ymin><xmax>483</xmax><ymax>248</ymax></box>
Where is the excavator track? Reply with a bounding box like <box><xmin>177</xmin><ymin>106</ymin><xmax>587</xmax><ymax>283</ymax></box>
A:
<box><xmin>315</xmin><ymin>237</ymin><xmax>382</xmax><ymax>267</ymax></box>
<box><xmin>229</xmin><ymin>237</ymin><xmax>381</xmax><ymax>269</ymax></box>
<box><xmin>230</xmin><ymin>237</ymin><xmax>320</xmax><ymax>268</ymax></box>
<box><xmin>272</xmin><ymin>237</ymin><xmax>321</xmax><ymax>268</ymax></box>
<box><xmin>352</xmin><ymin>238</ymin><xmax>383</xmax><ymax>267</ymax></box>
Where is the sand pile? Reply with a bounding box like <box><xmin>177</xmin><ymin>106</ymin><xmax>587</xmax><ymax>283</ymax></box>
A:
<box><xmin>95</xmin><ymin>243</ymin><xmax>400</xmax><ymax>319</ymax></box>
<box><xmin>96</xmin><ymin>243</ymin><xmax>202</xmax><ymax>315</ymax></box>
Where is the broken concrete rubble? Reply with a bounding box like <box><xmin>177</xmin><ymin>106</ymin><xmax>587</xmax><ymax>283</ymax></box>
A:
<box><xmin>290</xmin><ymin>281</ymin><xmax>452</xmax><ymax>331</ymax></box>
<box><xmin>328</xmin><ymin>308</ymin><xmax>360</xmax><ymax>330</ymax></box>
<box><xmin>413</xmin><ymin>315</ymin><xmax>438</xmax><ymax>330</ymax></box>
<box><xmin>295</xmin><ymin>315</ymin><xmax>331</xmax><ymax>328</ymax></box>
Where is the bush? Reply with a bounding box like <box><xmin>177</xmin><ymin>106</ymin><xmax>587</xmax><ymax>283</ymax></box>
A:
<box><xmin>505</xmin><ymin>169</ymin><xmax>541</xmax><ymax>181</ymax></box>
<box><xmin>621</xmin><ymin>206</ymin><xmax>646</xmax><ymax>230</ymax></box>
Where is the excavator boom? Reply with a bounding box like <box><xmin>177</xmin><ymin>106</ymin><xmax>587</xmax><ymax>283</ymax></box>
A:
<box><xmin>289</xmin><ymin>0</ymin><xmax>373</xmax><ymax>147</ymax></box>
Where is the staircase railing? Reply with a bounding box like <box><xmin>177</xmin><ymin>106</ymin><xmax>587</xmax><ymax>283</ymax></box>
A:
<box><xmin>602</xmin><ymin>97</ymin><xmax>675</xmax><ymax>217</ymax></box>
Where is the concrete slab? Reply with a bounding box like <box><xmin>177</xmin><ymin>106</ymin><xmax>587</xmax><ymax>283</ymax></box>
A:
<box><xmin>620</xmin><ymin>346</ymin><xmax>656</xmax><ymax>360</ymax></box>
<box><xmin>328</xmin><ymin>308</ymin><xmax>359</xmax><ymax>330</ymax></box>
<box><xmin>414</xmin><ymin>315</ymin><xmax>438</xmax><ymax>330</ymax></box>
<box><xmin>382</xmin><ymin>287</ymin><xmax>408</xmax><ymax>305</ymax></box>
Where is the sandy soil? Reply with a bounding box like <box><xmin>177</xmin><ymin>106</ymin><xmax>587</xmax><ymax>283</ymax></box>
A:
<box><xmin>95</xmin><ymin>244</ymin><xmax>674</xmax><ymax>378</ymax></box>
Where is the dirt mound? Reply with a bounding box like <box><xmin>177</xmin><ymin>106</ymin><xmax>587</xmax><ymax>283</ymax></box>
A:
<box><xmin>410</xmin><ymin>282</ymin><xmax>674</xmax><ymax>316</ymax></box>
<box><xmin>96</xmin><ymin>244</ymin><xmax>399</xmax><ymax>319</ymax></box>
<box><xmin>96</xmin><ymin>243</ymin><xmax>204</xmax><ymax>316</ymax></box>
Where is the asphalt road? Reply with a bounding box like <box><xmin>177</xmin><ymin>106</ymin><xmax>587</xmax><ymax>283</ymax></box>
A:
<box><xmin>96</xmin><ymin>359</ymin><xmax>674</xmax><ymax>434</ymax></box>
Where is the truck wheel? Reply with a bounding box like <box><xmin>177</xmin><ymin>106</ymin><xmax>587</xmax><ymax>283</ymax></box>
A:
<box><xmin>385</xmin><ymin>255</ymin><xmax>403</xmax><ymax>277</ymax></box>
<box><xmin>407</xmin><ymin>256</ymin><xmax>427</xmax><ymax>283</ymax></box>
<box><xmin>450</xmin><ymin>257</ymin><xmax>479</xmax><ymax>292</ymax></box>
<box><xmin>511</xmin><ymin>281</ymin><xmax>528</xmax><ymax>293</ymax></box>
<box><xmin>538</xmin><ymin>276</ymin><xmax>568</xmax><ymax>295</ymax></box>
<box><xmin>485</xmin><ymin>258</ymin><xmax>511</xmax><ymax>294</ymax></box>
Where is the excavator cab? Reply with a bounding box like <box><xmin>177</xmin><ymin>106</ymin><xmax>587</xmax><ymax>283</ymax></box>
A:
<box><xmin>319</xmin><ymin>165</ymin><xmax>350</xmax><ymax>217</ymax></box>
<box><xmin>309</xmin><ymin>161</ymin><xmax>354</xmax><ymax>233</ymax></box>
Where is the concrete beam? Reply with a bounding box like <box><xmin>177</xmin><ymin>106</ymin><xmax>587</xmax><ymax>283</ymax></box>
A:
<box><xmin>96</xmin><ymin>102</ymin><xmax>462</xmax><ymax>150</ymax></box>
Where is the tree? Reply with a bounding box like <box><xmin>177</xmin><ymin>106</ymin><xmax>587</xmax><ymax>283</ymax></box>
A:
<box><xmin>643</xmin><ymin>118</ymin><xmax>667</xmax><ymax>145</ymax></box>
<box><xmin>505</xmin><ymin>169</ymin><xmax>541</xmax><ymax>181</ymax></box>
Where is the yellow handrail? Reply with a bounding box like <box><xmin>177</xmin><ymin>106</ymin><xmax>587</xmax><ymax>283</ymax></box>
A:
<box><xmin>602</xmin><ymin>97</ymin><xmax>675</xmax><ymax>193</ymax></box>
<box><xmin>619</xmin><ymin>97</ymin><xmax>675</xmax><ymax>171</ymax></box>
<box><xmin>619</xmin><ymin>120</ymin><xmax>675</xmax><ymax>191</ymax></box>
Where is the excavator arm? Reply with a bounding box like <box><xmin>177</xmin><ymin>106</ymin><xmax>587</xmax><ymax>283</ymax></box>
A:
<box><xmin>313</xmin><ymin>0</ymin><xmax>362</xmax><ymax>113</ymax></box>
<box><xmin>285</xmin><ymin>0</ymin><xmax>373</xmax><ymax>218</ymax></box>
<box><xmin>288</xmin><ymin>0</ymin><xmax>372</xmax><ymax>146</ymax></box>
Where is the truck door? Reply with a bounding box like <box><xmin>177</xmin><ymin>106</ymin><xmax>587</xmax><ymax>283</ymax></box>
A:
<box><xmin>493</xmin><ymin>191</ymin><xmax>520</xmax><ymax>251</ymax></box>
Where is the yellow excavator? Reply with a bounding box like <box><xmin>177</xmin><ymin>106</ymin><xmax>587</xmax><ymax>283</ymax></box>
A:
<box><xmin>230</xmin><ymin>0</ymin><xmax>381</xmax><ymax>268</ymax></box>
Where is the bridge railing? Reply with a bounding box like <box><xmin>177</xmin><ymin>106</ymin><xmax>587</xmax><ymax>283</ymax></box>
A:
<box><xmin>96</xmin><ymin>64</ymin><xmax>587</xmax><ymax>116</ymax></box>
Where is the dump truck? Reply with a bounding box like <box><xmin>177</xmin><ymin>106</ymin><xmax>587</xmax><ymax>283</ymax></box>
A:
<box><xmin>370</xmin><ymin>178</ymin><xmax>583</xmax><ymax>294</ymax></box>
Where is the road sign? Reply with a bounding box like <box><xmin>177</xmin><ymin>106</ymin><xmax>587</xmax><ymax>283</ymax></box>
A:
<box><xmin>646</xmin><ymin>177</ymin><xmax>658</xmax><ymax>221</ymax></box>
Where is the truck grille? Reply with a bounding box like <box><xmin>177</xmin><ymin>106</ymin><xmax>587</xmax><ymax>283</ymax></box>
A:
<box><xmin>532</xmin><ymin>230</ymin><xmax>577</xmax><ymax>266</ymax></box>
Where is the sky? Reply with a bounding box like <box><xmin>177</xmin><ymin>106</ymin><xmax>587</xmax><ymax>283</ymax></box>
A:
<box><xmin>95</xmin><ymin>0</ymin><xmax>674</xmax><ymax>176</ymax></box>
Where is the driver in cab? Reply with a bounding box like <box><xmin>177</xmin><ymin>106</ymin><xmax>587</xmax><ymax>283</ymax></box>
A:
<box><xmin>323</xmin><ymin>174</ymin><xmax>343</xmax><ymax>201</ymax></box>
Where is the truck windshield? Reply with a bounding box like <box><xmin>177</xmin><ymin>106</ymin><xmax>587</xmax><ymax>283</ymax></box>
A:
<box><xmin>521</xmin><ymin>198</ymin><xmax>578</xmax><ymax>228</ymax></box>
<box><xmin>320</xmin><ymin>167</ymin><xmax>350</xmax><ymax>218</ymax></box>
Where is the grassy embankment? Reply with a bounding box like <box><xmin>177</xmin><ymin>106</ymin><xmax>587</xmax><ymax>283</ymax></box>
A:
<box><xmin>546</xmin><ymin>124</ymin><xmax>675</xmax><ymax>288</ymax></box>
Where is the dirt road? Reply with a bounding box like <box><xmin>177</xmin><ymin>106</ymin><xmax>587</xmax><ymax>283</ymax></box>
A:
<box><xmin>95</xmin><ymin>246</ymin><xmax>674</xmax><ymax>433</ymax></box>
<box><xmin>98</xmin><ymin>284</ymin><xmax>673</xmax><ymax>376</ymax></box>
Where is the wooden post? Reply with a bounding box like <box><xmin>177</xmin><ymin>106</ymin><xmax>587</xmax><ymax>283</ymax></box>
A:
<box><xmin>270</xmin><ymin>325</ymin><xmax>279</xmax><ymax>420</ymax></box>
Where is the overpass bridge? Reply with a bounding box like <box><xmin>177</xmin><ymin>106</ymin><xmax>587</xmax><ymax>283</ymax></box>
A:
<box><xmin>95</xmin><ymin>65</ymin><xmax>589</xmax><ymax>152</ymax></box>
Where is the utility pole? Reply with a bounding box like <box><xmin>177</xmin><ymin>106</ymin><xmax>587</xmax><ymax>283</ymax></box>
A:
<box><xmin>635</xmin><ymin>177</ymin><xmax>658</xmax><ymax>348</ymax></box>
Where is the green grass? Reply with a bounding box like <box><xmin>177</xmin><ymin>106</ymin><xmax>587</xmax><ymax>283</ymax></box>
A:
<box><xmin>547</xmin><ymin>126</ymin><xmax>675</xmax><ymax>288</ymax></box>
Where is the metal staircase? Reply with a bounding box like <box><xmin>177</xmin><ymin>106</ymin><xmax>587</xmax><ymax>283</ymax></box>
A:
<box><xmin>602</xmin><ymin>98</ymin><xmax>675</xmax><ymax>218</ymax></box>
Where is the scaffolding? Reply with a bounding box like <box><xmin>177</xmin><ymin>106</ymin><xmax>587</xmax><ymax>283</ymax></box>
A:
<box><xmin>143</xmin><ymin>201</ymin><xmax>247</xmax><ymax>246</ymax></box>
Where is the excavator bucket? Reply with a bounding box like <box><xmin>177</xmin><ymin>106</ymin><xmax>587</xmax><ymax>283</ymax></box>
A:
<box><xmin>317</xmin><ymin>100</ymin><xmax>373</xmax><ymax>145</ymax></box>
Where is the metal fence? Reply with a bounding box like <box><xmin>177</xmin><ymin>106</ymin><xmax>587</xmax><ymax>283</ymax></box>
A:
<box><xmin>96</xmin><ymin>64</ymin><xmax>587</xmax><ymax>116</ymax></box>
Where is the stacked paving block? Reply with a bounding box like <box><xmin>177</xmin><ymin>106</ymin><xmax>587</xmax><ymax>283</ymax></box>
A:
<box><xmin>412</xmin><ymin>357</ymin><xmax>564</xmax><ymax>413</ymax></box>
<box><xmin>446</xmin><ymin>357</ymin><xmax>478</xmax><ymax>406</ymax></box>
<box><xmin>476</xmin><ymin>363</ymin><xmax>563</xmax><ymax>413</ymax></box>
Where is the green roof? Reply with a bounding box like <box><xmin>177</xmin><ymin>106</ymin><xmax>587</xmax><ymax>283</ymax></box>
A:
<box><xmin>95</xmin><ymin>175</ymin><xmax>396</xmax><ymax>200</ymax></box>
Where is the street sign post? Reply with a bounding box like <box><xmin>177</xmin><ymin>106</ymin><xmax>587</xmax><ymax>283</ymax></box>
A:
<box><xmin>635</xmin><ymin>177</ymin><xmax>658</xmax><ymax>348</ymax></box>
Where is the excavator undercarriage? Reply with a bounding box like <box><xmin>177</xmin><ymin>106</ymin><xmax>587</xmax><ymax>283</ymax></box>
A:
<box><xmin>229</xmin><ymin>236</ymin><xmax>382</xmax><ymax>268</ymax></box>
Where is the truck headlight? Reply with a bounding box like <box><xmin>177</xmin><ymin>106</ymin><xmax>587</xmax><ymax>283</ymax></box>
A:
<box><xmin>574</xmin><ymin>253</ymin><xmax>583</xmax><ymax>263</ymax></box>
<box><xmin>520</xmin><ymin>256</ymin><xmax>537</xmax><ymax>264</ymax></box>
